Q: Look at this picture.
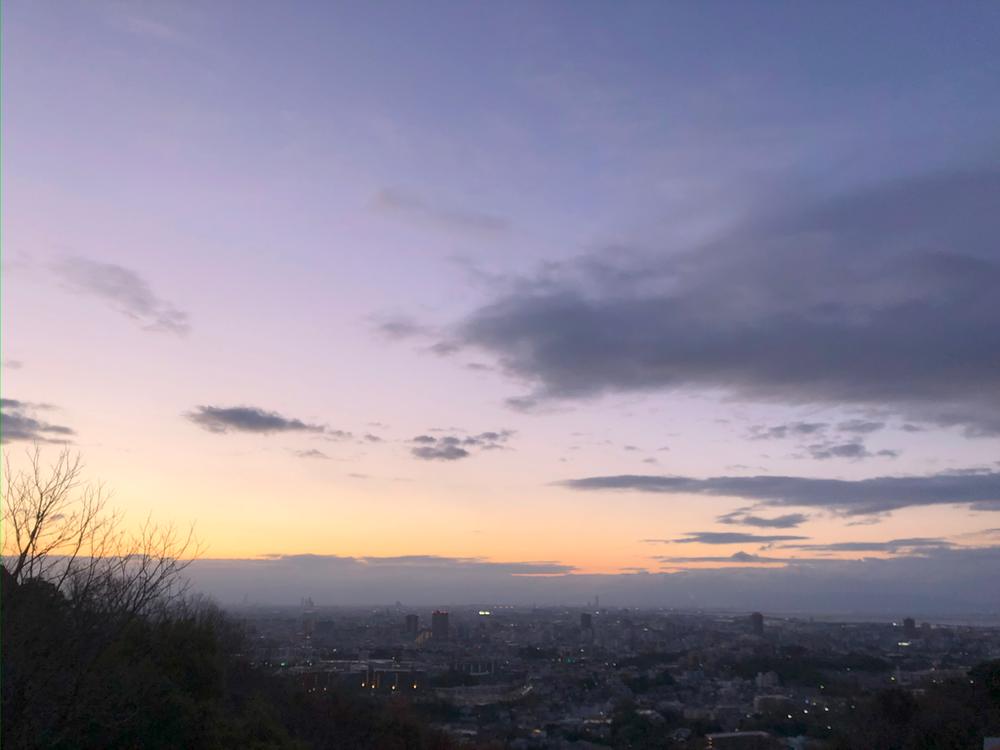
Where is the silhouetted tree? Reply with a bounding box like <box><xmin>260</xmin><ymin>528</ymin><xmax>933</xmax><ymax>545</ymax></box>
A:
<box><xmin>2</xmin><ymin>450</ymin><xmax>459</xmax><ymax>749</ymax></box>
<box><xmin>831</xmin><ymin>662</ymin><xmax>1000</xmax><ymax>749</ymax></box>
<box><xmin>2</xmin><ymin>448</ymin><xmax>199</xmax><ymax>747</ymax></box>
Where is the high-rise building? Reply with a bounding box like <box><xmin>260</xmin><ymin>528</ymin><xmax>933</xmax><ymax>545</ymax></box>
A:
<box><xmin>749</xmin><ymin>611</ymin><xmax>764</xmax><ymax>636</ymax></box>
<box><xmin>431</xmin><ymin>610</ymin><xmax>449</xmax><ymax>642</ymax></box>
<box><xmin>903</xmin><ymin>617</ymin><xmax>916</xmax><ymax>637</ymax></box>
<box><xmin>580</xmin><ymin>612</ymin><xmax>593</xmax><ymax>630</ymax></box>
<box><xmin>405</xmin><ymin>614</ymin><xmax>419</xmax><ymax>637</ymax></box>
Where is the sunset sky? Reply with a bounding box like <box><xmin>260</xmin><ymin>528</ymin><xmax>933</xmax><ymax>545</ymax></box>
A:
<box><xmin>4</xmin><ymin>1</ymin><xmax>1000</xmax><ymax>611</ymax></box>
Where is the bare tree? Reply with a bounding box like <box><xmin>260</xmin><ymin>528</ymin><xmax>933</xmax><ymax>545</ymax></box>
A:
<box><xmin>2</xmin><ymin>445</ymin><xmax>198</xmax><ymax>615</ymax></box>
<box><xmin>2</xmin><ymin>447</ymin><xmax>203</xmax><ymax>747</ymax></box>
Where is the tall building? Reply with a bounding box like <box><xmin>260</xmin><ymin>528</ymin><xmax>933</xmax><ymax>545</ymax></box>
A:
<box><xmin>405</xmin><ymin>614</ymin><xmax>419</xmax><ymax>637</ymax></box>
<box><xmin>749</xmin><ymin>611</ymin><xmax>764</xmax><ymax>636</ymax></box>
<box><xmin>432</xmin><ymin>610</ymin><xmax>449</xmax><ymax>642</ymax></box>
<box><xmin>903</xmin><ymin>617</ymin><xmax>916</xmax><ymax>637</ymax></box>
<box><xmin>580</xmin><ymin>612</ymin><xmax>593</xmax><ymax>630</ymax></box>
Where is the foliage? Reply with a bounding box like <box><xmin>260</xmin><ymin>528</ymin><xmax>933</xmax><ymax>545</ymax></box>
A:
<box><xmin>830</xmin><ymin>662</ymin><xmax>1000</xmax><ymax>749</ymax></box>
<box><xmin>1</xmin><ymin>450</ymin><xmax>458</xmax><ymax>749</ymax></box>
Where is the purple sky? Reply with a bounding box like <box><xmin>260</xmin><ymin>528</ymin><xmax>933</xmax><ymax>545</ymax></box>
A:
<box><xmin>4</xmin><ymin>1</ymin><xmax>1000</xmax><ymax>612</ymax></box>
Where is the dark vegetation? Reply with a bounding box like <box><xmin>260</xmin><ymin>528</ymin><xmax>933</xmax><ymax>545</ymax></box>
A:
<box><xmin>728</xmin><ymin>646</ymin><xmax>892</xmax><ymax>685</ymax></box>
<box><xmin>1</xmin><ymin>450</ymin><xmax>456</xmax><ymax>750</ymax></box>
<box><xmin>1</xmin><ymin>569</ymin><xmax>458</xmax><ymax>749</ymax></box>
<box><xmin>622</xmin><ymin>670</ymin><xmax>675</xmax><ymax>694</ymax></box>
<box><xmin>830</xmin><ymin>661</ymin><xmax>1000</xmax><ymax>749</ymax></box>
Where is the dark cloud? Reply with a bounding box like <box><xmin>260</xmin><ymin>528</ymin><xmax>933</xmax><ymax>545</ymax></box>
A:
<box><xmin>409</xmin><ymin>430</ymin><xmax>513</xmax><ymax>461</ymax></box>
<box><xmin>717</xmin><ymin>511</ymin><xmax>809</xmax><ymax>528</ymax></box>
<box><xmin>0</xmin><ymin>399</ymin><xmax>75</xmax><ymax>444</ymax></box>
<box><xmin>187</xmin><ymin>405</ymin><xmax>327</xmax><ymax>435</ymax></box>
<box><xmin>648</xmin><ymin>531</ymin><xmax>809</xmax><ymax>545</ymax></box>
<box><xmin>838</xmin><ymin>419</ymin><xmax>885</xmax><ymax>434</ymax></box>
<box><xmin>750</xmin><ymin>422</ymin><xmax>828</xmax><ymax>440</ymax></box>
<box><xmin>469</xmin><ymin>430</ymin><xmax>515</xmax><ymax>448</ymax></box>
<box><xmin>750</xmin><ymin>421</ymin><xmax>896</xmax><ymax>461</ymax></box>
<box><xmin>2</xmin><ymin>359</ymin><xmax>23</xmax><ymax>370</ymax></box>
<box><xmin>452</xmin><ymin>171</ymin><xmax>1000</xmax><ymax>434</ymax></box>
<box><xmin>53</xmin><ymin>257</ymin><xmax>190</xmax><ymax>335</ymax></box>
<box><xmin>845</xmin><ymin>514</ymin><xmax>889</xmax><ymax>527</ymax></box>
<box><xmin>741</xmin><ymin>420</ymin><xmax>897</xmax><ymax>468</ymax></box>
<box><xmin>362</xmin><ymin>433</ymin><xmax>383</xmax><ymax>443</ymax></box>
<box><xmin>783</xmin><ymin>538</ymin><xmax>950</xmax><ymax>553</ymax></box>
<box><xmin>412</xmin><ymin>442</ymin><xmax>470</xmax><ymax>461</ymax></box>
<box><xmin>655</xmin><ymin>551</ymin><xmax>790</xmax><ymax>565</ymax></box>
<box><xmin>356</xmin><ymin>555</ymin><xmax>571</xmax><ymax>574</ymax></box>
<box><xmin>559</xmin><ymin>469</ymin><xmax>1000</xmax><ymax>515</ymax></box>
<box><xmin>805</xmin><ymin>440</ymin><xmax>898</xmax><ymax>461</ymax></box>
<box><xmin>371</xmin><ymin>187</ymin><xmax>508</xmax><ymax>234</ymax></box>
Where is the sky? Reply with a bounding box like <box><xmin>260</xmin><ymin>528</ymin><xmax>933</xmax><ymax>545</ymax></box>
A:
<box><xmin>4</xmin><ymin>1</ymin><xmax>1000</xmax><ymax>614</ymax></box>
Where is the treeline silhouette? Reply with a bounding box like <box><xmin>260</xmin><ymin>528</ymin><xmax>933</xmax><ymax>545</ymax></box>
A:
<box><xmin>2</xmin><ymin>449</ymin><xmax>457</xmax><ymax>750</ymax></box>
<box><xmin>1</xmin><ymin>570</ymin><xmax>459</xmax><ymax>749</ymax></box>
<box><xmin>829</xmin><ymin>661</ymin><xmax>1000</xmax><ymax>749</ymax></box>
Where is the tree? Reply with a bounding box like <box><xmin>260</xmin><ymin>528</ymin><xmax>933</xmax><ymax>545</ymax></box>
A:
<box><xmin>2</xmin><ymin>449</ymin><xmax>458</xmax><ymax>749</ymax></box>
<box><xmin>2</xmin><ymin>447</ymin><xmax>199</xmax><ymax>748</ymax></box>
<box><xmin>3</xmin><ymin>446</ymin><xmax>197</xmax><ymax>616</ymax></box>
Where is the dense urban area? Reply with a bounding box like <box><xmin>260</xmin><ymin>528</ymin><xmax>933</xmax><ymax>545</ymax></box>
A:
<box><xmin>237</xmin><ymin>602</ymin><xmax>1000</xmax><ymax>749</ymax></box>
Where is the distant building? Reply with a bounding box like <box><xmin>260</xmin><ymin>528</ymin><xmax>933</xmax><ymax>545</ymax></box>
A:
<box><xmin>750</xmin><ymin>611</ymin><xmax>764</xmax><ymax>636</ymax></box>
<box><xmin>706</xmin><ymin>730</ymin><xmax>775</xmax><ymax>749</ymax></box>
<box><xmin>903</xmin><ymin>617</ymin><xmax>916</xmax><ymax>637</ymax></box>
<box><xmin>405</xmin><ymin>614</ymin><xmax>419</xmax><ymax>637</ymax></box>
<box><xmin>302</xmin><ymin>616</ymin><xmax>316</xmax><ymax>638</ymax></box>
<box><xmin>432</xmin><ymin>610</ymin><xmax>449</xmax><ymax>642</ymax></box>
<box><xmin>580</xmin><ymin>612</ymin><xmax>593</xmax><ymax>630</ymax></box>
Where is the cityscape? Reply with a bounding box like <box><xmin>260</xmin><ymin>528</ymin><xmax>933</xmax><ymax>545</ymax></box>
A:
<box><xmin>234</xmin><ymin>602</ymin><xmax>1000</xmax><ymax>747</ymax></box>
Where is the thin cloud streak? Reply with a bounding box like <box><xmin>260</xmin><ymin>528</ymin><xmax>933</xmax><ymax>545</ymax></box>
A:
<box><xmin>53</xmin><ymin>257</ymin><xmax>190</xmax><ymax>335</ymax></box>
<box><xmin>372</xmin><ymin>187</ymin><xmax>508</xmax><ymax>235</ymax></box>
<box><xmin>645</xmin><ymin>531</ymin><xmax>809</xmax><ymax>545</ymax></box>
<box><xmin>559</xmin><ymin>470</ymin><xmax>1000</xmax><ymax>515</ymax></box>
<box><xmin>717</xmin><ymin>511</ymin><xmax>809</xmax><ymax>528</ymax></box>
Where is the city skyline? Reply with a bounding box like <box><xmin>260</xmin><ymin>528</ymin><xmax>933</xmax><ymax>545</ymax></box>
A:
<box><xmin>4</xmin><ymin>1</ymin><xmax>1000</xmax><ymax>611</ymax></box>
